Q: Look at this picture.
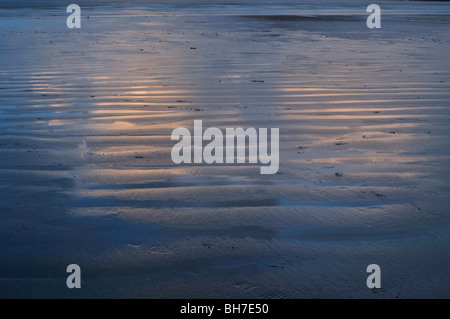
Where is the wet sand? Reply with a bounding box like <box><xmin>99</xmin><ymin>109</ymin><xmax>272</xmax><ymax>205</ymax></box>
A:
<box><xmin>0</xmin><ymin>1</ymin><xmax>450</xmax><ymax>298</ymax></box>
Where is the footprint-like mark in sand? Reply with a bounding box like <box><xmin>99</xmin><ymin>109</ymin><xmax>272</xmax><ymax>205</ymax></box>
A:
<box><xmin>235</xmin><ymin>282</ymin><xmax>258</xmax><ymax>292</ymax></box>
<box><xmin>259</xmin><ymin>290</ymin><xmax>289</xmax><ymax>299</ymax></box>
<box><xmin>148</xmin><ymin>245</ymin><xmax>173</xmax><ymax>255</ymax></box>
<box><xmin>78</xmin><ymin>139</ymin><xmax>90</xmax><ymax>159</ymax></box>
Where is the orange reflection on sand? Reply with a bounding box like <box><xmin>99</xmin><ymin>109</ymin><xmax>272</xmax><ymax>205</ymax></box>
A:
<box><xmin>90</xmin><ymin>109</ymin><xmax>172</xmax><ymax>115</ymax></box>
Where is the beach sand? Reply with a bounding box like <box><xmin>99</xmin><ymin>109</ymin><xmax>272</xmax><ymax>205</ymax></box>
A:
<box><xmin>0</xmin><ymin>1</ymin><xmax>449</xmax><ymax>298</ymax></box>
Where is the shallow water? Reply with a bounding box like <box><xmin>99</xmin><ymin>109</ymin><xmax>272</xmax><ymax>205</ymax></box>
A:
<box><xmin>0</xmin><ymin>1</ymin><xmax>449</xmax><ymax>298</ymax></box>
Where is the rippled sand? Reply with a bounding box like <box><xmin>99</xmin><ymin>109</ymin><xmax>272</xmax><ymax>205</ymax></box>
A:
<box><xmin>0</xmin><ymin>2</ymin><xmax>449</xmax><ymax>298</ymax></box>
